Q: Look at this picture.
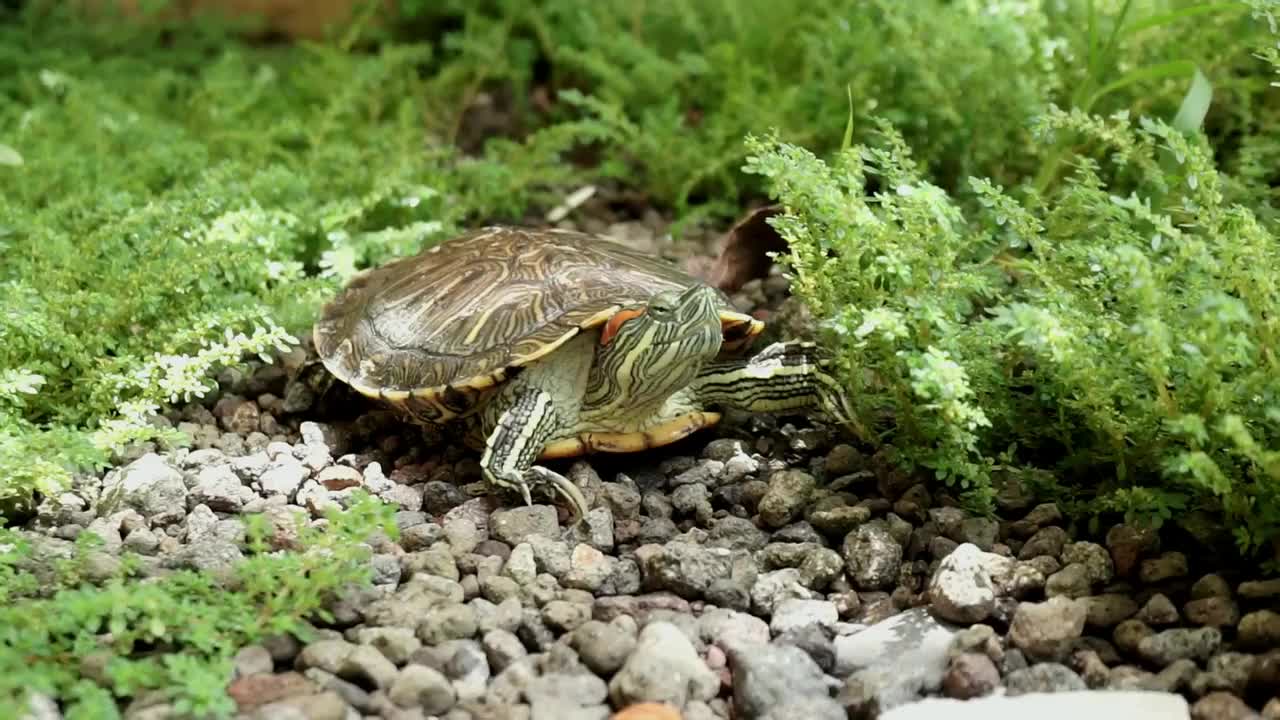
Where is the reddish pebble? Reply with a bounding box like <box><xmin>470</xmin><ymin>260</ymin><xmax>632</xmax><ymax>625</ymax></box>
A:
<box><xmin>611</xmin><ymin>703</ymin><xmax>683</xmax><ymax>720</ymax></box>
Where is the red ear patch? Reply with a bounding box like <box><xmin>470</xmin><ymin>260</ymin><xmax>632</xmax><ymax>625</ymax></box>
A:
<box><xmin>600</xmin><ymin>308</ymin><xmax>645</xmax><ymax>346</ymax></box>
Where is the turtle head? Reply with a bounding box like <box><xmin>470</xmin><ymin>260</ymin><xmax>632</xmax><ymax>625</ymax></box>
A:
<box><xmin>594</xmin><ymin>284</ymin><xmax>724</xmax><ymax>406</ymax></box>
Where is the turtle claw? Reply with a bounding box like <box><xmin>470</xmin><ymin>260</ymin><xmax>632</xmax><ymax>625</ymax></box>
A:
<box><xmin>528</xmin><ymin>466</ymin><xmax>589</xmax><ymax>527</ymax></box>
<box><xmin>519</xmin><ymin>481</ymin><xmax>533</xmax><ymax>507</ymax></box>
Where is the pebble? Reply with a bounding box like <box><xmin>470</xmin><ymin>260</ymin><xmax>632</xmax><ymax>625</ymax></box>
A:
<box><xmin>1008</xmin><ymin>596</ymin><xmax>1087</xmax><ymax>662</ymax></box>
<box><xmin>609</xmin><ymin>621</ymin><xmax>719</xmax><ymax>708</ymax></box>
<box><xmin>100</xmin><ymin>453</ymin><xmax>188</xmax><ymax>525</ymax></box>
<box><xmin>769</xmin><ymin>598</ymin><xmax>838</xmax><ymax>635</ymax></box>
<box><xmin>927</xmin><ymin>543</ymin><xmax>1008</xmax><ymax>624</ymax></box>
<box><xmin>842</xmin><ymin>522</ymin><xmax>903</xmax><ymax>591</ymax></box>
<box><xmin>728</xmin><ymin>642</ymin><xmax>843</xmax><ymax>719</ymax></box>
<box><xmin>491</xmin><ymin>506</ymin><xmax>560</xmax><ymax>546</ymax></box>
<box><xmin>39</xmin><ymin>357</ymin><xmax>1280</xmax><ymax>720</ymax></box>
<box><xmin>389</xmin><ymin>664</ymin><xmax>456</xmax><ymax>713</ymax></box>
<box><xmin>758</xmin><ymin>469</ymin><xmax>816</xmax><ymax>528</ymax></box>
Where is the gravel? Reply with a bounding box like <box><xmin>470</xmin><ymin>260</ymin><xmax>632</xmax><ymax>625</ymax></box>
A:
<box><xmin>15</xmin><ymin>271</ymin><xmax>1279</xmax><ymax>720</ymax></box>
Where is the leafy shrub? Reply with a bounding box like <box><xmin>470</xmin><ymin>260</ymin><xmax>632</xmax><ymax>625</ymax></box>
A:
<box><xmin>394</xmin><ymin>0</ymin><xmax>1277</xmax><ymax>219</ymax></box>
<box><xmin>0</xmin><ymin>493</ymin><xmax>397</xmax><ymax>718</ymax></box>
<box><xmin>744</xmin><ymin>100</ymin><xmax>1280</xmax><ymax>560</ymax></box>
<box><xmin>0</xmin><ymin>3</ymin><xmax>589</xmax><ymax>510</ymax></box>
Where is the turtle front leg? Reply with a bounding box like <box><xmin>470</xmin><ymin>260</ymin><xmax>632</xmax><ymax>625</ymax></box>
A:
<box><xmin>479</xmin><ymin>387</ymin><xmax>590</xmax><ymax>523</ymax></box>
<box><xmin>691</xmin><ymin>341</ymin><xmax>863</xmax><ymax>438</ymax></box>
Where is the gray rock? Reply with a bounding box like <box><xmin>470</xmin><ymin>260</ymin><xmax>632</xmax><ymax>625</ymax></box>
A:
<box><xmin>233</xmin><ymin>645</ymin><xmax>274</xmax><ymax>678</ymax></box>
<box><xmin>842</xmin><ymin>523</ymin><xmax>902</xmax><ymax>591</ymax></box>
<box><xmin>1137</xmin><ymin>627</ymin><xmax>1222</xmax><ymax>666</ymax></box>
<box><xmin>700</xmin><ymin>608</ymin><xmax>771</xmax><ymax>648</ymax></box>
<box><xmin>637</xmin><ymin>541</ymin><xmax>734</xmax><ymax>599</ymax></box>
<box><xmin>1062</xmin><ymin>541</ymin><xmax>1114</xmax><ymax>585</ymax></box>
<box><xmin>708</xmin><ymin>516</ymin><xmax>769</xmax><ymax>552</ymax></box>
<box><xmin>1238</xmin><ymin>609</ymin><xmax>1280</xmax><ymax>650</ymax></box>
<box><xmin>541</xmin><ymin>600</ymin><xmax>592</xmax><ymax>633</ymax></box>
<box><xmin>750</xmin><ymin>568</ymin><xmax>818</xmax><ymax>615</ymax></box>
<box><xmin>474</xmin><ymin>596</ymin><xmax>523</xmax><ymax>635</ymax></box>
<box><xmin>100</xmin><ymin>453</ymin><xmax>187</xmax><ymax>524</ymax></box>
<box><xmin>418</xmin><ymin>603</ymin><xmax>479</xmax><ymax>646</ymax></box>
<box><xmin>1008</xmin><ymin>596</ymin><xmax>1087</xmax><ymax>661</ymax></box>
<box><xmin>573</xmin><ymin>507</ymin><xmax>615</xmax><ymax>552</ymax></box>
<box><xmin>1190</xmin><ymin>652</ymin><xmax>1255</xmax><ymax>696</ymax></box>
<box><xmin>759</xmin><ymin>470</ymin><xmax>816</xmax><ymax>528</ymax></box>
<box><xmin>957</xmin><ymin>518</ymin><xmax>999</xmax><ymax>550</ymax></box>
<box><xmin>250</xmin><ymin>690</ymin><xmax>348</xmax><ymax>720</ymax></box>
<box><xmin>190</xmin><ymin>464</ymin><xmax>255</xmax><ymax>512</ymax></box>
<box><xmin>260</xmin><ymin>457</ymin><xmax>309</xmax><ymax>498</ymax></box>
<box><xmin>570</xmin><ymin>620</ymin><xmax>636</xmax><ymax>676</ymax></box>
<box><xmin>401</xmin><ymin>522</ymin><xmax>446</xmax><ymax>552</ymax></box>
<box><xmin>927</xmin><ymin>543</ymin><xmax>1010</xmax><ymax>624</ymax></box>
<box><xmin>1083</xmin><ymin>594</ymin><xmax>1139</xmax><ymax>628</ymax></box>
<box><xmin>608</xmin><ymin>621</ymin><xmax>719</xmax><ymax>707</ymax></box>
<box><xmin>168</xmin><ymin>505</ymin><xmax>244</xmax><ymax>573</ymax></box>
<box><xmin>444</xmin><ymin>640</ymin><xmax>490</xmax><ymax>702</ymax></box>
<box><xmin>20</xmin><ymin>691</ymin><xmax>61</xmax><ymax>720</ymax></box>
<box><xmin>364</xmin><ymin>576</ymin><xmax>465</xmax><ymax>627</ymax></box>
<box><xmin>403</xmin><ymin>544</ymin><xmax>460</xmax><ymax>582</ymax></box>
<box><xmin>1139</xmin><ymin>552</ymin><xmax>1188</xmax><ymax>583</ymax></box>
<box><xmin>671</xmin><ymin>483</ymin><xmax>714</xmax><ymax>523</ymax></box>
<box><xmin>728</xmin><ymin>643</ymin><xmax>842</xmax><ymax>720</ymax></box>
<box><xmin>769</xmin><ymin>598</ymin><xmax>838</xmax><ymax>635</ymax></box>
<box><xmin>503</xmin><ymin>543</ymin><xmax>538</xmax><ymax>586</ymax></box>
<box><xmin>528</xmin><ymin>536</ymin><xmax>572</xmax><ymax>580</ymax></box>
<box><xmin>1005</xmin><ymin>662</ymin><xmax>1086</xmax><ymax>694</ymax></box>
<box><xmin>880</xmin><ymin>691</ymin><xmax>1190</xmax><ymax>719</ymax></box>
<box><xmin>526</xmin><ymin>672</ymin><xmax>608</xmax><ymax>708</ymax></box>
<box><xmin>1137</xmin><ymin>593</ymin><xmax>1180</xmax><ymax>625</ymax></box>
<box><xmin>352</xmin><ymin>627</ymin><xmax>421</xmax><ymax>666</ymax></box>
<box><xmin>1238</xmin><ymin>578</ymin><xmax>1280</xmax><ymax>600</ymax></box>
<box><xmin>773</xmin><ymin>622</ymin><xmax>836</xmax><ymax>674</ymax></box>
<box><xmin>798</xmin><ymin>547</ymin><xmax>844</xmax><ymax>591</ymax></box>
<box><xmin>370</xmin><ymin>554</ymin><xmax>402</xmax><ymax>585</ymax></box>
<box><xmin>481</xmin><ymin>629</ymin><xmax>527</xmax><ymax>673</ymax></box>
<box><xmin>389</xmin><ymin>664</ymin><xmax>456</xmax><ymax>712</ymax></box>
<box><xmin>941</xmin><ymin>652</ymin><xmax>1000</xmax><ymax>699</ymax></box>
<box><xmin>1183</xmin><ymin>596</ymin><xmax>1240</xmax><ymax>628</ymax></box>
<box><xmin>491</xmin><ymin>506</ymin><xmax>560</xmax><ymax>546</ymax></box>
<box><xmin>338</xmin><ymin>645</ymin><xmax>399</xmax><ymax>689</ymax></box>
<box><xmin>1019</xmin><ymin>526</ymin><xmax>1068</xmax><ymax>560</ymax></box>
<box><xmin>564</xmin><ymin>543</ymin><xmax>612</xmax><ymax>593</ymax></box>
<box><xmin>834</xmin><ymin>607</ymin><xmax>957</xmax><ymax>712</ymax></box>
<box><xmin>1045</xmin><ymin>563</ymin><xmax>1093</xmax><ymax>599</ymax></box>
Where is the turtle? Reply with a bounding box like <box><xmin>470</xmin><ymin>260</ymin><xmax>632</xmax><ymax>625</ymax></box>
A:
<box><xmin>312</xmin><ymin>226</ymin><xmax>855</xmax><ymax>521</ymax></box>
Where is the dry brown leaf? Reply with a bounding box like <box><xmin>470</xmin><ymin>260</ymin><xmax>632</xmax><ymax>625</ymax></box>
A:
<box><xmin>709</xmin><ymin>204</ymin><xmax>786</xmax><ymax>292</ymax></box>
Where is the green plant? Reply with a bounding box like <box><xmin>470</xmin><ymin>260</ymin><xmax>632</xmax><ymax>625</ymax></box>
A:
<box><xmin>0</xmin><ymin>3</ymin><xmax>589</xmax><ymax>510</ymax></box>
<box><xmin>0</xmin><ymin>493</ymin><xmax>397</xmax><ymax>719</ymax></box>
<box><xmin>389</xmin><ymin>0</ymin><xmax>1278</xmax><ymax>222</ymax></box>
<box><xmin>744</xmin><ymin>96</ymin><xmax>1280</xmax><ymax>559</ymax></box>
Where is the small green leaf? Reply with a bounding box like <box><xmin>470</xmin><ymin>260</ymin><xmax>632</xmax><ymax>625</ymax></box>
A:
<box><xmin>841</xmin><ymin>83</ymin><xmax>855</xmax><ymax>152</ymax></box>
<box><xmin>1172</xmin><ymin>67</ymin><xmax>1213</xmax><ymax>133</ymax></box>
<box><xmin>0</xmin><ymin>144</ymin><xmax>23</xmax><ymax>166</ymax></box>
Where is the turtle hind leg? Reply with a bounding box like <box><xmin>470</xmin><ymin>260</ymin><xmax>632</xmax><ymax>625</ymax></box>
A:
<box><xmin>480</xmin><ymin>386</ymin><xmax>590</xmax><ymax>523</ymax></box>
<box><xmin>691</xmin><ymin>341</ymin><xmax>862</xmax><ymax>438</ymax></box>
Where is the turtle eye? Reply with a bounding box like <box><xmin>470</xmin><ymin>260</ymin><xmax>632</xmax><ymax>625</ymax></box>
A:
<box><xmin>648</xmin><ymin>293</ymin><xmax>678</xmax><ymax>316</ymax></box>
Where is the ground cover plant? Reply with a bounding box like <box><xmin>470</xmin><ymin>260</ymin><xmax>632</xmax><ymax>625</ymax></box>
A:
<box><xmin>2</xmin><ymin>0</ymin><xmax>1279</xmax><ymax>715</ymax></box>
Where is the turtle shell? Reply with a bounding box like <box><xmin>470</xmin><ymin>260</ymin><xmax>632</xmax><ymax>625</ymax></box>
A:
<box><xmin>313</xmin><ymin>226</ymin><xmax>761</xmax><ymax>422</ymax></box>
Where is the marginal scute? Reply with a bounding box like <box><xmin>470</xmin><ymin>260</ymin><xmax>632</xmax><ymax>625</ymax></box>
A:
<box><xmin>313</xmin><ymin>226</ymin><xmax>763</xmax><ymax>426</ymax></box>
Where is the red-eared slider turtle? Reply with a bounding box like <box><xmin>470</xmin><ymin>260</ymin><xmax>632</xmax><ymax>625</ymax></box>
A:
<box><xmin>313</xmin><ymin>226</ymin><xmax>853</xmax><ymax>521</ymax></box>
